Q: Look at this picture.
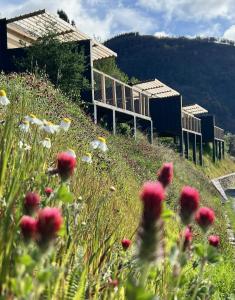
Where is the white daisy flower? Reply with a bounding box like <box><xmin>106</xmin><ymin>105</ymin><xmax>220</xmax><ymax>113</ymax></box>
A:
<box><xmin>60</xmin><ymin>118</ymin><xmax>71</xmax><ymax>131</ymax></box>
<box><xmin>81</xmin><ymin>153</ymin><xmax>92</xmax><ymax>164</ymax></box>
<box><xmin>18</xmin><ymin>141</ymin><xmax>31</xmax><ymax>151</ymax></box>
<box><xmin>19</xmin><ymin>120</ymin><xmax>30</xmax><ymax>133</ymax></box>
<box><xmin>24</xmin><ymin>114</ymin><xmax>43</xmax><ymax>126</ymax></box>
<box><xmin>0</xmin><ymin>90</ymin><xmax>10</xmax><ymax>106</ymax></box>
<box><xmin>24</xmin><ymin>144</ymin><xmax>31</xmax><ymax>151</ymax></box>
<box><xmin>40</xmin><ymin>137</ymin><xmax>51</xmax><ymax>149</ymax></box>
<box><xmin>40</xmin><ymin>120</ymin><xmax>60</xmax><ymax>134</ymax></box>
<box><xmin>90</xmin><ymin>137</ymin><xmax>108</xmax><ymax>152</ymax></box>
<box><xmin>66</xmin><ymin>149</ymin><xmax>76</xmax><ymax>158</ymax></box>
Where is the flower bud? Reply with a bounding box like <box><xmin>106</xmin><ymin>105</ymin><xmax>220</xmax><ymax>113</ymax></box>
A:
<box><xmin>57</xmin><ymin>152</ymin><xmax>76</xmax><ymax>181</ymax></box>
<box><xmin>44</xmin><ymin>187</ymin><xmax>53</xmax><ymax>197</ymax></box>
<box><xmin>140</xmin><ymin>182</ymin><xmax>165</xmax><ymax>223</ymax></box>
<box><xmin>195</xmin><ymin>207</ymin><xmax>215</xmax><ymax>231</ymax></box>
<box><xmin>36</xmin><ymin>207</ymin><xmax>63</xmax><ymax>244</ymax></box>
<box><xmin>20</xmin><ymin>216</ymin><xmax>37</xmax><ymax>241</ymax></box>
<box><xmin>121</xmin><ymin>238</ymin><xmax>131</xmax><ymax>250</ymax></box>
<box><xmin>24</xmin><ymin>192</ymin><xmax>40</xmax><ymax>215</ymax></box>
<box><xmin>179</xmin><ymin>186</ymin><xmax>200</xmax><ymax>225</ymax></box>
<box><xmin>157</xmin><ymin>162</ymin><xmax>173</xmax><ymax>188</ymax></box>
<box><xmin>138</xmin><ymin>182</ymin><xmax>165</xmax><ymax>263</ymax></box>
<box><xmin>208</xmin><ymin>235</ymin><xmax>219</xmax><ymax>247</ymax></box>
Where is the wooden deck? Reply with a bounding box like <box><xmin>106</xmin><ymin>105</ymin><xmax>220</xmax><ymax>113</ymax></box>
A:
<box><xmin>214</xmin><ymin>126</ymin><xmax>224</xmax><ymax>141</ymax></box>
<box><xmin>92</xmin><ymin>68</ymin><xmax>151</xmax><ymax>120</ymax></box>
<box><xmin>182</xmin><ymin>111</ymin><xmax>201</xmax><ymax>134</ymax></box>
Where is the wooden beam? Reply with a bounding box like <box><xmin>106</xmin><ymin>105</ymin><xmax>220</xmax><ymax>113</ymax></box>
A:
<box><xmin>139</xmin><ymin>93</ymin><xmax>142</xmax><ymax>115</ymax></box>
<box><xmin>199</xmin><ymin>135</ymin><xmax>203</xmax><ymax>166</ymax></box>
<box><xmin>185</xmin><ymin>131</ymin><xmax>189</xmax><ymax>159</ymax></box>
<box><xmin>6</xmin><ymin>9</ymin><xmax>46</xmax><ymax>24</ymax></box>
<box><xmin>133</xmin><ymin>116</ymin><xmax>137</xmax><ymax>140</ymax></box>
<box><xmin>121</xmin><ymin>85</ymin><xmax>126</xmax><ymax>109</ymax></box>
<box><xmin>149</xmin><ymin>120</ymin><xmax>153</xmax><ymax>144</ymax></box>
<box><xmin>142</xmin><ymin>95</ymin><xmax>145</xmax><ymax>115</ymax></box>
<box><xmin>94</xmin><ymin>104</ymin><xmax>97</xmax><ymax>124</ymax></box>
<box><xmin>213</xmin><ymin>141</ymin><xmax>216</xmax><ymax>162</ymax></box>
<box><xmin>101</xmin><ymin>74</ymin><xmax>106</xmax><ymax>103</ymax></box>
<box><xmin>218</xmin><ymin>141</ymin><xmax>222</xmax><ymax>160</ymax></box>
<box><xmin>130</xmin><ymin>89</ymin><xmax>134</xmax><ymax>112</ymax></box>
<box><xmin>180</xmin><ymin>131</ymin><xmax>184</xmax><ymax>157</ymax></box>
<box><xmin>112</xmin><ymin>80</ymin><xmax>117</xmax><ymax>106</ymax></box>
<box><xmin>112</xmin><ymin>110</ymin><xmax>116</xmax><ymax>135</ymax></box>
<box><xmin>193</xmin><ymin>134</ymin><xmax>197</xmax><ymax>164</ymax></box>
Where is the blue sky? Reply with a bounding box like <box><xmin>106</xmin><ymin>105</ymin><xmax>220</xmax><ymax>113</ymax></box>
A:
<box><xmin>2</xmin><ymin>0</ymin><xmax>235</xmax><ymax>41</ymax></box>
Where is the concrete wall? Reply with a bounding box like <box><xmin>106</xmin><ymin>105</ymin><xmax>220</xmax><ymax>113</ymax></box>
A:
<box><xmin>211</xmin><ymin>173</ymin><xmax>235</xmax><ymax>202</ymax></box>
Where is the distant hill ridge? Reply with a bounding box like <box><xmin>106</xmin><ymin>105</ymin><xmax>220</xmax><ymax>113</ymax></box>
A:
<box><xmin>105</xmin><ymin>33</ymin><xmax>235</xmax><ymax>133</ymax></box>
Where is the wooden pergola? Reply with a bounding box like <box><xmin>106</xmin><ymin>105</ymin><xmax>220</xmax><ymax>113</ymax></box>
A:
<box><xmin>5</xmin><ymin>9</ymin><xmax>117</xmax><ymax>61</ymax></box>
<box><xmin>134</xmin><ymin>79</ymin><xmax>180</xmax><ymax>98</ymax></box>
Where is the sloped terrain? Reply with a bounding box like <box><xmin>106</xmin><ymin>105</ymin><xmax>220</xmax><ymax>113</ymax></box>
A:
<box><xmin>0</xmin><ymin>73</ymin><xmax>235</xmax><ymax>298</ymax></box>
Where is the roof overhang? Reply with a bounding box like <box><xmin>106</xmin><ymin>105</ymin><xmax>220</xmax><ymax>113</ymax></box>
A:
<box><xmin>182</xmin><ymin>104</ymin><xmax>208</xmax><ymax>115</ymax></box>
<box><xmin>6</xmin><ymin>9</ymin><xmax>117</xmax><ymax>61</ymax></box>
<box><xmin>134</xmin><ymin>79</ymin><xmax>180</xmax><ymax>98</ymax></box>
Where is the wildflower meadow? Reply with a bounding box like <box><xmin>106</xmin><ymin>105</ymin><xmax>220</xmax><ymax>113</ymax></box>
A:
<box><xmin>0</xmin><ymin>73</ymin><xmax>234</xmax><ymax>299</ymax></box>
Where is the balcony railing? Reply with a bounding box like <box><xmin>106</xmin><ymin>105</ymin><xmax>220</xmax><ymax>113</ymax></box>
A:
<box><xmin>182</xmin><ymin>111</ymin><xmax>201</xmax><ymax>133</ymax></box>
<box><xmin>92</xmin><ymin>68</ymin><xmax>150</xmax><ymax>118</ymax></box>
<box><xmin>214</xmin><ymin>126</ymin><xmax>224</xmax><ymax>140</ymax></box>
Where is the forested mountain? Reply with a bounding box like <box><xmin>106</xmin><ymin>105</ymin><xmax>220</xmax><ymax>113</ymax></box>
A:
<box><xmin>105</xmin><ymin>33</ymin><xmax>235</xmax><ymax>132</ymax></box>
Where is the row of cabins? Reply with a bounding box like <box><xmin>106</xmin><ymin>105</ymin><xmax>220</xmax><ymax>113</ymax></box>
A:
<box><xmin>0</xmin><ymin>9</ymin><xmax>225</xmax><ymax>166</ymax></box>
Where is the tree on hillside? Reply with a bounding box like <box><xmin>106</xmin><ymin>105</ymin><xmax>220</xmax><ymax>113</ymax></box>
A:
<box><xmin>18</xmin><ymin>31</ymin><xmax>89</xmax><ymax>101</ymax></box>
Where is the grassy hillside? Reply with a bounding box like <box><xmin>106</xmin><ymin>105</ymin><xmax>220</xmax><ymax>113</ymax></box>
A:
<box><xmin>105</xmin><ymin>34</ymin><xmax>235</xmax><ymax>133</ymax></box>
<box><xmin>0</xmin><ymin>73</ymin><xmax>235</xmax><ymax>299</ymax></box>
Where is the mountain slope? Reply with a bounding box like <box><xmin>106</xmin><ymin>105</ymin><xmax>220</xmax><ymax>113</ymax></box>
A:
<box><xmin>105</xmin><ymin>34</ymin><xmax>235</xmax><ymax>132</ymax></box>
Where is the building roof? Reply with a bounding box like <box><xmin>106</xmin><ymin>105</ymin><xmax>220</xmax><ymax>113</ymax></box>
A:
<box><xmin>133</xmin><ymin>79</ymin><xmax>180</xmax><ymax>98</ymax></box>
<box><xmin>6</xmin><ymin>9</ymin><xmax>117</xmax><ymax>61</ymax></box>
<box><xmin>182</xmin><ymin>104</ymin><xmax>208</xmax><ymax>116</ymax></box>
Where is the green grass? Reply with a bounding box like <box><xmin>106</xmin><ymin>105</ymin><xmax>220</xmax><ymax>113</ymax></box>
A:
<box><xmin>0</xmin><ymin>73</ymin><xmax>234</xmax><ymax>299</ymax></box>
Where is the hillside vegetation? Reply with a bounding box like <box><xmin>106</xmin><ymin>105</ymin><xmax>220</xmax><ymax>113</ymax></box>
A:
<box><xmin>105</xmin><ymin>34</ymin><xmax>235</xmax><ymax>133</ymax></box>
<box><xmin>0</xmin><ymin>73</ymin><xmax>235</xmax><ymax>299</ymax></box>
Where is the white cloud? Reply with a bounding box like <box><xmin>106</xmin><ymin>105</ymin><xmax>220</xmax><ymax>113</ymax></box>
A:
<box><xmin>223</xmin><ymin>25</ymin><xmax>235</xmax><ymax>40</ymax></box>
<box><xmin>154</xmin><ymin>31</ymin><xmax>170</xmax><ymax>37</ymax></box>
<box><xmin>138</xmin><ymin>0</ymin><xmax>235</xmax><ymax>22</ymax></box>
<box><xmin>1</xmin><ymin>0</ymin><xmax>156</xmax><ymax>40</ymax></box>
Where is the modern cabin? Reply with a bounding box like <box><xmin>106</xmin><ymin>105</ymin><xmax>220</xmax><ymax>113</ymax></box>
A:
<box><xmin>134</xmin><ymin>80</ymin><xmax>204</xmax><ymax>165</ymax></box>
<box><xmin>0</xmin><ymin>9</ymin><xmax>153</xmax><ymax>142</ymax></box>
<box><xmin>183</xmin><ymin>105</ymin><xmax>225</xmax><ymax>161</ymax></box>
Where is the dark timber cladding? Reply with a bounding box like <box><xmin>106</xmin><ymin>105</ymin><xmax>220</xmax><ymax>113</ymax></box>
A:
<box><xmin>198</xmin><ymin>114</ymin><xmax>225</xmax><ymax>161</ymax></box>
<box><xmin>134</xmin><ymin>80</ymin><xmax>203</xmax><ymax>165</ymax></box>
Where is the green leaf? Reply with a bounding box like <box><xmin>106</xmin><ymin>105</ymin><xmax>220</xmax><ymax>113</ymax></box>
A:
<box><xmin>56</xmin><ymin>184</ymin><xmax>73</xmax><ymax>203</ymax></box>
<box><xmin>17</xmin><ymin>254</ymin><xmax>34</xmax><ymax>267</ymax></box>
<box><xmin>194</xmin><ymin>243</ymin><xmax>206</xmax><ymax>258</ymax></box>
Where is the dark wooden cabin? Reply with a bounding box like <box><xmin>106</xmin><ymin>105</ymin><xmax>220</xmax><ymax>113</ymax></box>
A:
<box><xmin>134</xmin><ymin>80</ymin><xmax>203</xmax><ymax>165</ymax></box>
<box><xmin>183</xmin><ymin>105</ymin><xmax>225</xmax><ymax>161</ymax></box>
